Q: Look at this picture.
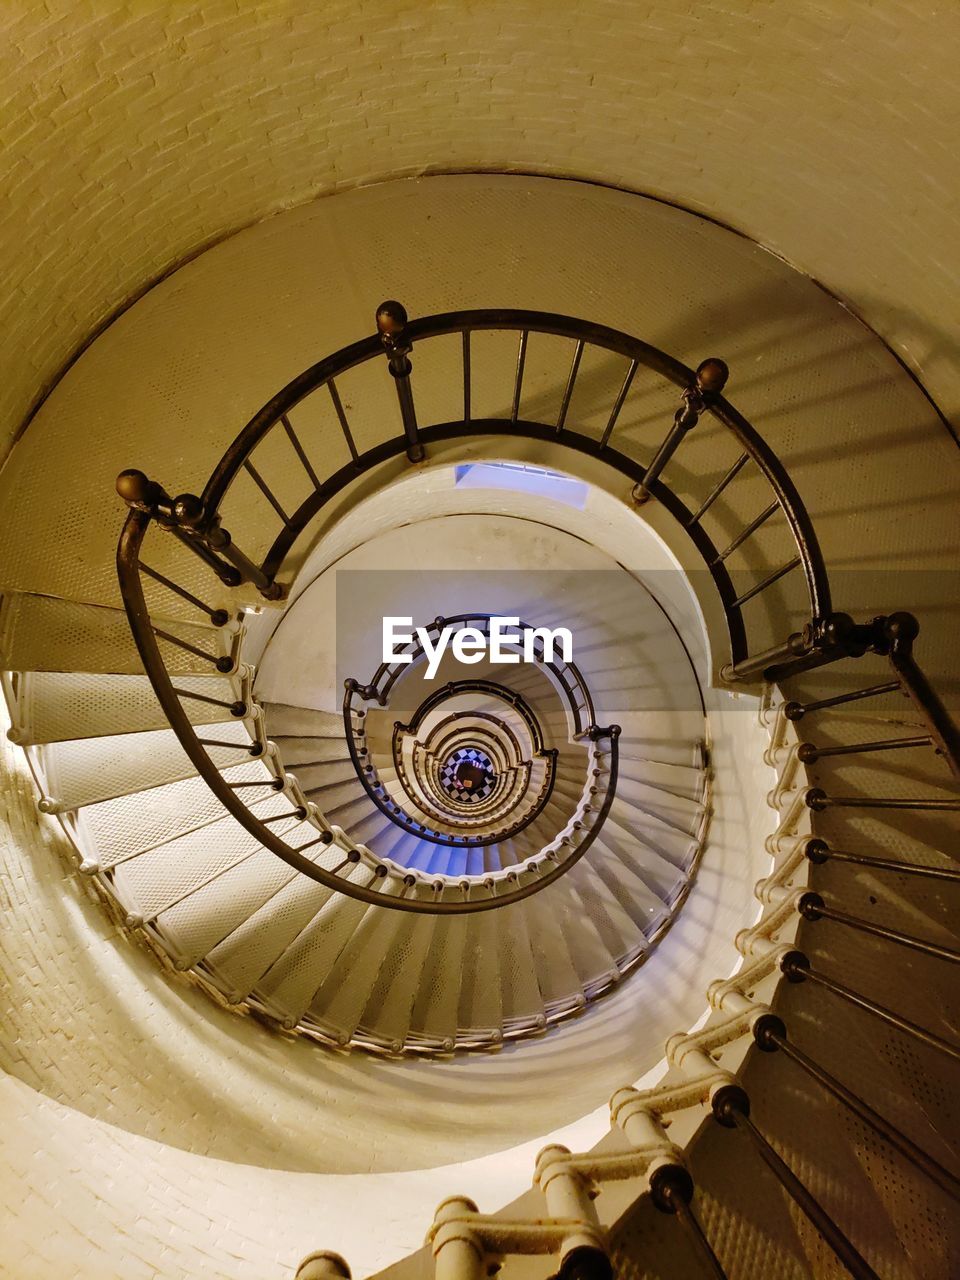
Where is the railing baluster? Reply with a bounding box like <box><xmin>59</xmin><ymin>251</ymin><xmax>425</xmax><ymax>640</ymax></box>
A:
<box><xmin>377</xmin><ymin>300</ymin><xmax>424</xmax><ymax>463</ymax></box>
<box><xmin>243</xmin><ymin>460</ymin><xmax>289</xmax><ymax>524</ymax></box>
<box><xmin>171</xmin><ymin>685</ymin><xmax>246</xmax><ymax>715</ymax></box>
<box><xmin>204</xmin><ymin>522</ymin><xmax>283</xmax><ymax>599</ymax></box>
<box><xmin>632</xmin><ymin>358</ymin><xmax>728</xmax><ymax>505</ymax></box>
<box><xmin>799</xmin><ymin>892</ymin><xmax>960</xmax><ymax>963</ymax></box>
<box><xmin>139</xmin><ymin>563</ymin><xmax>229</xmax><ymax>626</ymax></box>
<box><xmin>261</xmin><ymin>808</ymin><xmax>308</xmax><ymax>824</ymax></box>
<box><xmin>556</xmin><ymin>338</ymin><xmax>584</xmax><ymax>434</ymax></box>
<box><xmin>196</xmin><ymin>736</ymin><xmax>262</xmax><ymax>754</ymax></box>
<box><xmin>781</xmin><ymin>952</ymin><xmax>960</xmax><ymax>1065</ymax></box>
<box><xmin>804</xmin><ymin>839</ymin><xmax>960</xmax><ymax>882</ymax></box>
<box><xmin>713</xmin><ymin>1089</ymin><xmax>881</xmax><ymax>1280</ymax></box>
<box><xmin>806</xmin><ymin>789</ymin><xmax>960</xmax><ymax>812</ymax></box>
<box><xmin>511</xmin><ymin>329</ymin><xmax>528</xmax><ymax>423</ymax></box>
<box><xmin>462</xmin><ymin>330</ymin><xmax>471</xmax><ymax>422</ymax></box>
<box><xmin>797</xmin><ymin>733</ymin><xmax>931</xmax><ymax>762</ymax></box>
<box><xmin>884</xmin><ymin>612</ymin><xmax>960</xmax><ymax>779</ymax></box>
<box><xmin>714</xmin><ymin>501</ymin><xmax>779</xmax><ymax>563</ymax></box>
<box><xmin>652</xmin><ymin>1169</ymin><xmax>728</xmax><ymax>1279</ymax></box>
<box><xmin>670</xmin><ymin>1196</ymin><xmax>729</xmax><ymax>1280</ymax></box>
<box><xmin>281</xmin><ymin>413</ymin><xmax>322</xmax><ymax>489</ymax></box>
<box><xmin>729</xmin><ymin>557</ymin><xmax>800</xmax><ymax>609</ymax></box>
<box><xmin>783</xmin><ymin>680</ymin><xmax>902</xmax><ymax>721</ymax></box>
<box><xmin>755</xmin><ymin>1022</ymin><xmax>960</xmax><ymax>1202</ymax></box>
<box><xmin>327</xmin><ymin>380</ymin><xmax>360</xmax><ymax>463</ymax></box>
<box><xmin>687</xmin><ymin>453</ymin><xmax>750</xmax><ymax>527</ymax></box>
<box><xmin>153</xmin><ymin>627</ymin><xmax>234</xmax><ymax>673</ymax></box>
<box><xmin>599</xmin><ymin>358</ymin><xmax>639</xmax><ymax>448</ymax></box>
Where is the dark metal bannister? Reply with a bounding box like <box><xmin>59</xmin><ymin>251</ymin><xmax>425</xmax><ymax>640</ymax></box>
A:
<box><xmin>115</xmin><ymin>301</ymin><xmax>837</xmax><ymax>916</ymax></box>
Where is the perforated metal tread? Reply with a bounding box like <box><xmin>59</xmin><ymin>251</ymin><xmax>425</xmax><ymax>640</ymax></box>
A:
<box><xmin>5</xmin><ymin>671</ymin><xmax>243</xmax><ymax>744</ymax></box>
<box><xmin>33</xmin><ymin>718</ymin><xmax>254</xmax><ymax>811</ymax></box>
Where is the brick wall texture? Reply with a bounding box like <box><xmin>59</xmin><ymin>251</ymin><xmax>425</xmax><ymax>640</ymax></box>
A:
<box><xmin>0</xmin><ymin>0</ymin><xmax>958</xmax><ymax>470</ymax></box>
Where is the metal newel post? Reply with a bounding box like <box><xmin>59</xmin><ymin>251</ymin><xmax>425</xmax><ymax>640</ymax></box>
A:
<box><xmin>535</xmin><ymin>1145</ymin><xmax>612</xmax><ymax>1280</ymax></box>
<box><xmin>377</xmin><ymin>299</ymin><xmax>425</xmax><ymax>463</ymax></box>
<box><xmin>632</xmin><ymin>358</ymin><xmax>728</xmax><ymax>505</ymax></box>
<box><xmin>430</xmin><ymin>1197</ymin><xmax>488</xmax><ymax>1280</ymax></box>
<box><xmin>883</xmin><ymin>612</ymin><xmax>960</xmax><ymax>779</ymax></box>
<box><xmin>294</xmin><ymin>1252</ymin><xmax>351</xmax><ymax>1280</ymax></box>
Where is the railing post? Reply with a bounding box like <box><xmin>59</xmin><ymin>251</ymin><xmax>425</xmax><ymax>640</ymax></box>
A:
<box><xmin>534</xmin><ymin>1145</ymin><xmax>612</xmax><ymax>1280</ymax></box>
<box><xmin>882</xmin><ymin>612</ymin><xmax>960</xmax><ymax>779</ymax></box>
<box><xmin>632</xmin><ymin>358</ymin><xmax>728</xmax><ymax>505</ymax></box>
<box><xmin>116</xmin><ymin>470</ymin><xmax>242</xmax><ymax>587</ymax></box>
<box><xmin>429</xmin><ymin>1197</ymin><xmax>489</xmax><ymax>1280</ymax></box>
<box><xmin>294</xmin><ymin>1252</ymin><xmax>351</xmax><ymax>1280</ymax></box>
<box><xmin>377</xmin><ymin>299</ymin><xmax>425</xmax><ymax>463</ymax></box>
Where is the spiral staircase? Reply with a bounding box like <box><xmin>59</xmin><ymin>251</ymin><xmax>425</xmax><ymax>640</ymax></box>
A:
<box><xmin>1</xmin><ymin>285</ymin><xmax>958</xmax><ymax>1280</ymax></box>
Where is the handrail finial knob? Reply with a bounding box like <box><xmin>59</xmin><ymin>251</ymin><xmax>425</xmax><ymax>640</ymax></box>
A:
<box><xmin>695</xmin><ymin>357</ymin><xmax>729</xmax><ymax>394</ymax></box>
<box><xmin>376</xmin><ymin>299</ymin><xmax>408</xmax><ymax>338</ymax></box>
<box><xmin>116</xmin><ymin>469</ymin><xmax>151</xmax><ymax>505</ymax></box>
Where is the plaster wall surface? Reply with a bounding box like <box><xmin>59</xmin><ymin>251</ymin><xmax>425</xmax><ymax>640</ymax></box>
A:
<box><xmin>1</xmin><ymin>0</ymin><xmax>959</xmax><ymax>467</ymax></box>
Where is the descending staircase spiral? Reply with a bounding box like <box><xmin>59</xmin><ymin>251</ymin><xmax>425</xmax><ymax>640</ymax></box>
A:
<box><xmin>1</xmin><ymin>296</ymin><xmax>958</xmax><ymax>1279</ymax></box>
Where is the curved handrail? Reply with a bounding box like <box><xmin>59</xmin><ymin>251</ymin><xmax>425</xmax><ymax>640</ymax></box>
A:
<box><xmin>119</xmin><ymin>304</ymin><xmax>841</xmax><ymax>914</ymax></box>
<box><xmin>189</xmin><ymin>309</ymin><xmax>831</xmax><ymax>658</ymax></box>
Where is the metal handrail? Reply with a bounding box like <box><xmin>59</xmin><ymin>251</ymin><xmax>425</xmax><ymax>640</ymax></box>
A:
<box><xmin>115</xmin><ymin>303</ymin><xmax>840</xmax><ymax>913</ymax></box>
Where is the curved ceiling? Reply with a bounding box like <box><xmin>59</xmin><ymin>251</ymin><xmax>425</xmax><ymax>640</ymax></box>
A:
<box><xmin>1</xmin><ymin>0</ymin><xmax>958</xmax><ymax>468</ymax></box>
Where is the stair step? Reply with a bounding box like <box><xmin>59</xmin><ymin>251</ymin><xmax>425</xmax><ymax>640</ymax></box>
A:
<box><xmin>521</xmin><ymin>886</ymin><xmax>585</xmax><ymax>1009</ymax></box>
<box><xmin>72</xmin><ymin>761</ymin><xmax>270</xmax><ymax>869</ymax></box>
<box><xmin>5</xmin><ymin>671</ymin><xmax>243</xmax><ymax>744</ymax></box>
<box><xmin>588</xmin><ymin>840</ymin><xmax>673</xmax><ymax>932</ymax></box>
<box><xmin>34</xmin><ymin>719</ymin><xmax>256</xmax><ymax>811</ymax></box>
<box><xmin>271</xmin><ymin>736</ymin><xmax>351</xmax><ymax>766</ymax></box>
<box><xmin>407</xmin><ymin>908</ymin><xmax>470</xmax><ymax>1050</ymax></box>
<box><xmin>0</xmin><ymin>591</ymin><xmax>231</xmax><ymax>676</ymax></box>
<box><xmin>112</xmin><ymin>804</ymin><xmax>302</xmax><ymax>921</ymax></box>
<box><xmin>457</xmin><ymin>911</ymin><xmax>503</xmax><ymax>1042</ymax></box>
<box><xmin>263</xmin><ymin>703</ymin><xmax>344</xmax><ymax>737</ymax></box>
<box><xmin>306</xmin><ymin>896</ymin><xmax>411</xmax><ymax>1042</ymax></box>
<box><xmin>355</xmin><ymin>909</ymin><xmax>440</xmax><ymax>1050</ymax></box>
<box><xmin>203</xmin><ymin>873</ymin><xmax>346</xmax><ymax>998</ymax></box>
<box><xmin>566</xmin><ymin>860</ymin><xmax>649</xmax><ymax>966</ymax></box>
<box><xmin>496</xmin><ymin>902</ymin><xmax>546</xmax><ymax>1027</ymax></box>
<box><xmin>255</xmin><ymin>892</ymin><xmax>377</xmax><ymax>1026</ymax></box>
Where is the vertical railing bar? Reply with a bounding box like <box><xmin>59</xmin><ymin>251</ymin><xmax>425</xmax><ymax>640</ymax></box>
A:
<box><xmin>768</xmin><ymin>1030</ymin><xmax>960</xmax><ymax>1202</ymax></box>
<box><xmin>556</xmin><ymin>338</ymin><xmax>584</xmax><ymax>434</ymax></box>
<box><xmin>599</xmin><ymin>358</ymin><xmax>639</xmax><ymax>448</ymax></box>
<box><xmin>800</xmin><ymin>734</ymin><xmax>931</xmax><ymax>761</ymax></box>
<box><xmin>511</xmin><ymin>330</ymin><xmax>529</xmax><ymax>423</ymax></box>
<box><xmin>243</xmin><ymin>460</ymin><xmax>290</xmax><ymax>525</ymax></box>
<box><xmin>170</xmin><ymin>686</ymin><xmax>245</xmax><ymax>712</ymax></box>
<box><xmin>730</xmin><ymin>557</ymin><xmax>801</xmax><ymax>608</ymax></box>
<box><xmin>788</xmin><ymin>680</ymin><xmax>902</xmax><ymax>717</ymax></box>
<box><xmin>672</xmin><ymin>1196</ymin><xmax>729</xmax><ymax>1279</ymax></box>
<box><xmin>280</xmin><ymin>413</ymin><xmax>322</xmax><ymax>489</ymax></box>
<box><xmin>462</xmin><ymin>330</ymin><xmax>471</xmax><ymax>422</ymax></box>
<box><xmin>818</xmin><ymin>849</ymin><xmax>960</xmax><ymax>881</ymax></box>
<box><xmin>800</xmin><ymin>894</ymin><xmax>960</xmax><ymax>962</ymax></box>
<box><xmin>714</xmin><ymin>500</ymin><xmax>780</xmax><ymax>563</ymax></box>
<box><xmin>786</xmin><ymin>960</ymin><xmax>960</xmax><ymax>1064</ymax></box>
<box><xmin>728</xmin><ymin>1108</ymin><xmax>881</xmax><ymax>1280</ymax></box>
<box><xmin>327</xmin><ymin>379</ymin><xmax>360</xmax><ymax>463</ymax></box>
<box><xmin>153</xmin><ymin>627</ymin><xmax>232</xmax><ymax>670</ymax></box>
<box><xmin>139</xmin><ymin>562</ymin><xmax>228</xmax><ymax>625</ymax></box>
<box><xmin>687</xmin><ymin>453</ymin><xmax>750</xmax><ymax>527</ymax></box>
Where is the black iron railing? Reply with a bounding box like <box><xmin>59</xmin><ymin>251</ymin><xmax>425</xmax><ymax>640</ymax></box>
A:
<box><xmin>116</xmin><ymin>303</ymin><xmax>956</xmax><ymax>923</ymax></box>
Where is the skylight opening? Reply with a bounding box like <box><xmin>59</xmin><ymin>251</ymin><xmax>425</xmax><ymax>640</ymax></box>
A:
<box><xmin>454</xmin><ymin>462</ymin><xmax>588</xmax><ymax>509</ymax></box>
